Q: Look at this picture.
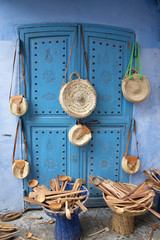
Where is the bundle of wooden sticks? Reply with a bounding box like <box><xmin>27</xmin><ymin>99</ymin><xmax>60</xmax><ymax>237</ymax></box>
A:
<box><xmin>143</xmin><ymin>168</ymin><xmax>160</xmax><ymax>191</ymax></box>
<box><xmin>23</xmin><ymin>175</ymin><xmax>88</xmax><ymax>220</ymax></box>
<box><xmin>0</xmin><ymin>223</ymin><xmax>19</xmax><ymax>240</ymax></box>
<box><xmin>89</xmin><ymin>175</ymin><xmax>160</xmax><ymax>218</ymax></box>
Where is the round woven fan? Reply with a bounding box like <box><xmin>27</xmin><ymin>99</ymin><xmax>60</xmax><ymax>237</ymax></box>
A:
<box><xmin>59</xmin><ymin>72</ymin><xmax>97</xmax><ymax>118</ymax></box>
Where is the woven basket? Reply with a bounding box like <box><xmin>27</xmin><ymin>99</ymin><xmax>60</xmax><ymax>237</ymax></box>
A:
<box><xmin>122</xmin><ymin>69</ymin><xmax>150</xmax><ymax>103</ymax></box>
<box><xmin>59</xmin><ymin>72</ymin><xmax>97</xmax><ymax>118</ymax></box>
<box><xmin>9</xmin><ymin>96</ymin><xmax>28</xmax><ymax>116</ymax></box>
<box><xmin>121</xmin><ymin>156</ymin><xmax>140</xmax><ymax>174</ymax></box>
<box><xmin>103</xmin><ymin>183</ymin><xmax>153</xmax><ymax>235</ymax></box>
<box><xmin>68</xmin><ymin>124</ymin><xmax>92</xmax><ymax>146</ymax></box>
<box><xmin>12</xmin><ymin>160</ymin><xmax>29</xmax><ymax>179</ymax></box>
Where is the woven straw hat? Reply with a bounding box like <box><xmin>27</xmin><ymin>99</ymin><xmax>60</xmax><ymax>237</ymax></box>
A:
<box><xmin>12</xmin><ymin>160</ymin><xmax>29</xmax><ymax>179</ymax></box>
<box><xmin>121</xmin><ymin>156</ymin><xmax>140</xmax><ymax>174</ymax></box>
<box><xmin>59</xmin><ymin>72</ymin><xmax>97</xmax><ymax>118</ymax></box>
<box><xmin>122</xmin><ymin>69</ymin><xmax>150</xmax><ymax>103</ymax></box>
<box><xmin>68</xmin><ymin>124</ymin><xmax>92</xmax><ymax>146</ymax></box>
<box><xmin>9</xmin><ymin>97</ymin><xmax>28</xmax><ymax>116</ymax></box>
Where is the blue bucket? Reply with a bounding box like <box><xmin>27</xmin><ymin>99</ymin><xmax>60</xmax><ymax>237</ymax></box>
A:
<box><xmin>43</xmin><ymin>183</ymin><xmax>89</xmax><ymax>240</ymax></box>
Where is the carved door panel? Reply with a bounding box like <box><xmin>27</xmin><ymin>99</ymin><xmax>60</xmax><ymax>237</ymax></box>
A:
<box><xmin>18</xmin><ymin>24</ymin><xmax>134</xmax><ymax>206</ymax></box>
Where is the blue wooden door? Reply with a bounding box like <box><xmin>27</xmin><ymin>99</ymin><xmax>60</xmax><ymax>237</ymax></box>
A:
<box><xmin>18</xmin><ymin>23</ymin><xmax>134</xmax><ymax>206</ymax></box>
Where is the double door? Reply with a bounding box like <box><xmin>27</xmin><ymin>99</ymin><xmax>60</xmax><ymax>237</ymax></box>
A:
<box><xmin>18</xmin><ymin>23</ymin><xmax>134</xmax><ymax>206</ymax></box>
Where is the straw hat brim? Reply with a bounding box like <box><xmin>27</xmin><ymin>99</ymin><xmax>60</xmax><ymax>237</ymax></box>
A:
<box><xmin>68</xmin><ymin>125</ymin><xmax>92</xmax><ymax>146</ymax></box>
<box><xmin>122</xmin><ymin>74</ymin><xmax>150</xmax><ymax>103</ymax></box>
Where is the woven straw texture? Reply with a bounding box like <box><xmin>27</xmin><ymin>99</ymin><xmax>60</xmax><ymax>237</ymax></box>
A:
<box><xmin>59</xmin><ymin>72</ymin><xmax>97</xmax><ymax>118</ymax></box>
<box><xmin>9</xmin><ymin>97</ymin><xmax>28</xmax><ymax>116</ymax></box>
<box><xmin>122</xmin><ymin>70</ymin><xmax>150</xmax><ymax>103</ymax></box>
<box><xmin>68</xmin><ymin>124</ymin><xmax>92</xmax><ymax>146</ymax></box>
<box><xmin>12</xmin><ymin>161</ymin><xmax>29</xmax><ymax>179</ymax></box>
<box><xmin>103</xmin><ymin>183</ymin><xmax>153</xmax><ymax>235</ymax></box>
<box><xmin>121</xmin><ymin>156</ymin><xmax>140</xmax><ymax>174</ymax></box>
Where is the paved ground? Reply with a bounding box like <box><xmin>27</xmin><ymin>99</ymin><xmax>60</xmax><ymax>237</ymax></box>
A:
<box><xmin>0</xmin><ymin>208</ymin><xmax>160</xmax><ymax>240</ymax></box>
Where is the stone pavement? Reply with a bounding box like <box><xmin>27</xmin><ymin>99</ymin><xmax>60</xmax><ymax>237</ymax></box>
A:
<box><xmin>1</xmin><ymin>208</ymin><xmax>160</xmax><ymax>240</ymax></box>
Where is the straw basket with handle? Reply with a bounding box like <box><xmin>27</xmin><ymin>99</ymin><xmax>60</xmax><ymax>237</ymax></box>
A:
<box><xmin>12</xmin><ymin>118</ymin><xmax>29</xmax><ymax>179</ymax></box>
<box><xmin>68</xmin><ymin>123</ymin><xmax>92</xmax><ymax>146</ymax></box>
<box><xmin>9</xmin><ymin>40</ymin><xmax>28</xmax><ymax>116</ymax></box>
<box><xmin>59</xmin><ymin>26</ymin><xmax>97</xmax><ymax>119</ymax></box>
<box><xmin>121</xmin><ymin>118</ymin><xmax>140</xmax><ymax>174</ymax></box>
<box><xmin>59</xmin><ymin>72</ymin><xmax>97</xmax><ymax>118</ymax></box>
<box><xmin>122</xmin><ymin>42</ymin><xmax>150</xmax><ymax>103</ymax></box>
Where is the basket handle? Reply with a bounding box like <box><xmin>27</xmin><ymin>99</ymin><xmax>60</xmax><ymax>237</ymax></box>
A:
<box><xmin>125</xmin><ymin>118</ymin><xmax>139</xmax><ymax>158</ymax></box>
<box><xmin>9</xmin><ymin>40</ymin><xmax>27</xmax><ymax>100</ymax></box>
<box><xmin>125</xmin><ymin>68</ymin><xmax>139</xmax><ymax>76</ymax></box>
<box><xmin>69</xmin><ymin>72</ymin><xmax>81</xmax><ymax>82</ymax></box>
<box><xmin>62</xmin><ymin>29</ymin><xmax>77</xmax><ymax>86</ymax></box>
<box><xmin>12</xmin><ymin>117</ymin><xmax>29</xmax><ymax>164</ymax></box>
<box><xmin>125</xmin><ymin>42</ymin><xmax>142</xmax><ymax>80</ymax></box>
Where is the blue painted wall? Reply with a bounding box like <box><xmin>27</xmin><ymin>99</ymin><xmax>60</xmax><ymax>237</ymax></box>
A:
<box><xmin>0</xmin><ymin>0</ymin><xmax>160</xmax><ymax>213</ymax></box>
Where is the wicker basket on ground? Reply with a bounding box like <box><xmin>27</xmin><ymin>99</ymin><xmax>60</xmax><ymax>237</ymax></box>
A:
<box><xmin>103</xmin><ymin>183</ymin><xmax>153</xmax><ymax>235</ymax></box>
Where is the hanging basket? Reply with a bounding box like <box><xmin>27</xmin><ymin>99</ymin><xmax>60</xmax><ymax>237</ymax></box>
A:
<box><xmin>122</xmin><ymin>42</ymin><xmax>150</xmax><ymax>103</ymax></box>
<box><xmin>68</xmin><ymin>124</ymin><xmax>92</xmax><ymax>146</ymax></box>
<box><xmin>122</xmin><ymin>69</ymin><xmax>150</xmax><ymax>103</ymax></box>
<box><xmin>59</xmin><ymin>72</ymin><xmax>97</xmax><ymax>118</ymax></box>
<box><xmin>12</xmin><ymin>160</ymin><xmax>29</xmax><ymax>179</ymax></box>
<box><xmin>121</xmin><ymin>156</ymin><xmax>140</xmax><ymax>174</ymax></box>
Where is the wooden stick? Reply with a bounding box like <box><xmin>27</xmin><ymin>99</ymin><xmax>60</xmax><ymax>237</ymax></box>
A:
<box><xmin>151</xmin><ymin>172</ymin><xmax>160</xmax><ymax>183</ymax></box>
<box><xmin>33</xmin><ymin>187</ymin><xmax>43</xmax><ymax>193</ymax></box>
<box><xmin>88</xmin><ymin>227</ymin><xmax>110</xmax><ymax>237</ymax></box>
<box><xmin>118</xmin><ymin>182</ymin><xmax>131</xmax><ymax>192</ymax></box>
<box><xmin>128</xmin><ymin>197</ymin><xmax>160</xmax><ymax>218</ymax></box>
<box><xmin>45</xmin><ymin>195</ymin><xmax>86</xmax><ymax>204</ymax></box>
<box><xmin>24</xmin><ymin>216</ymin><xmax>42</xmax><ymax>219</ymax></box>
<box><xmin>56</xmin><ymin>174</ymin><xmax>61</xmax><ymax>191</ymax></box>
<box><xmin>100</xmin><ymin>182</ymin><xmax>120</xmax><ymax>198</ymax></box>
<box><xmin>62</xmin><ymin>180</ymin><xmax>68</xmax><ymax>191</ymax></box>
<box><xmin>125</xmin><ymin>189</ymin><xmax>151</xmax><ymax>200</ymax></box>
<box><xmin>112</xmin><ymin>182</ymin><xmax>129</xmax><ymax>194</ymax></box>
<box><xmin>123</xmin><ymin>195</ymin><xmax>153</xmax><ymax>209</ymax></box>
<box><xmin>107</xmin><ymin>182</ymin><xmax>126</xmax><ymax>198</ymax></box>
<box><xmin>121</xmin><ymin>182</ymin><xmax>146</xmax><ymax>200</ymax></box>
<box><xmin>88</xmin><ymin>179</ymin><xmax>115</xmax><ymax>197</ymax></box>
<box><xmin>0</xmin><ymin>226</ymin><xmax>18</xmax><ymax>229</ymax></box>
<box><xmin>23</xmin><ymin>197</ymin><xmax>50</xmax><ymax>208</ymax></box>
<box><xmin>18</xmin><ymin>237</ymin><xmax>26</xmax><ymax>240</ymax></box>
<box><xmin>0</xmin><ymin>231</ymin><xmax>19</xmax><ymax>238</ymax></box>
<box><xmin>75</xmin><ymin>200</ymin><xmax>87</xmax><ymax>212</ymax></box>
<box><xmin>33</xmin><ymin>220</ymin><xmax>54</xmax><ymax>225</ymax></box>
<box><xmin>49</xmin><ymin>179</ymin><xmax>56</xmax><ymax>191</ymax></box>
<box><xmin>45</xmin><ymin>190</ymin><xmax>86</xmax><ymax>200</ymax></box>
<box><xmin>40</xmin><ymin>185</ymin><xmax>50</xmax><ymax>191</ymax></box>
